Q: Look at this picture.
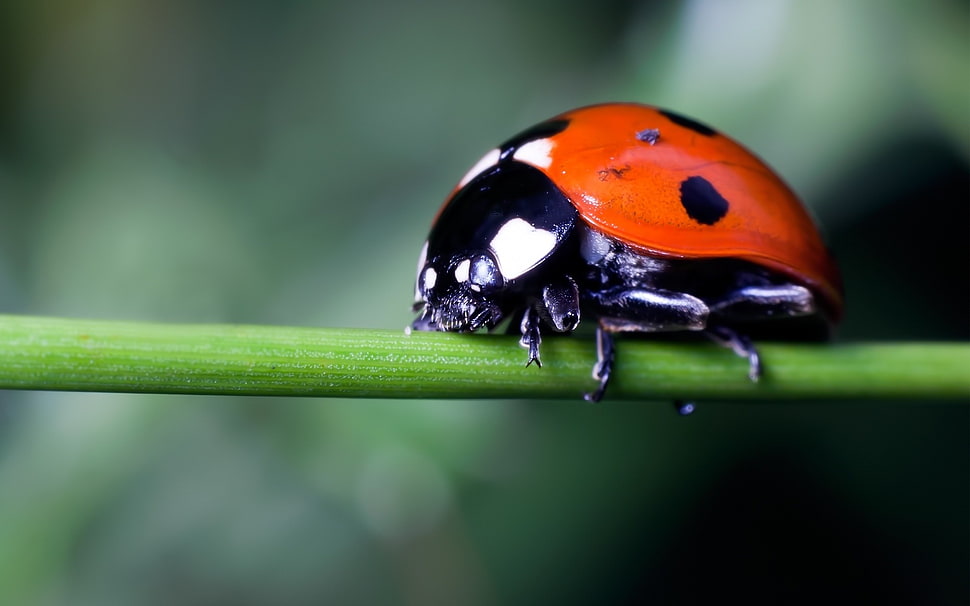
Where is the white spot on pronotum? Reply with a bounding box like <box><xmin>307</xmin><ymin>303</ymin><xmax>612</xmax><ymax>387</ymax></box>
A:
<box><xmin>457</xmin><ymin>148</ymin><xmax>501</xmax><ymax>189</ymax></box>
<box><xmin>453</xmin><ymin>258</ymin><xmax>471</xmax><ymax>282</ymax></box>
<box><xmin>512</xmin><ymin>138</ymin><xmax>554</xmax><ymax>169</ymax></box>
<box><xmin>489</xmin><ymin>218</ymin><xmax>557</xmax><ymax>280</ymax></box>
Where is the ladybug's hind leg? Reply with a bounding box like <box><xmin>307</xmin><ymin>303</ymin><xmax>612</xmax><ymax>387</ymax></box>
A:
<box><xmin>705</xmin><ymin>283</ymin><xmax>818</xmax><ymax>381</ymax></box>
<box><xmin>709</xmin><ymin>284</ymin><xmax>815</xmax><ymax>322</ymax></box>
<box><xmin>705</xmin><ymin>325</ymin><xmax>761</xmax><ymax>382</ymax></box>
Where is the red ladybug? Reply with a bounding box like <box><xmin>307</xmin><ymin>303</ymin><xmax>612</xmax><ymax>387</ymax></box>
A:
<box><xmin>412</xmin><ymin>103</ymin><xmax>842</xmax><ymax>401</ymax></box>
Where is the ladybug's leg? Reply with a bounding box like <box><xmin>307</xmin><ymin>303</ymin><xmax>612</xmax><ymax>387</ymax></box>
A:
<box><xmin>704</xmin><ymin>284</ymin><xmax>816</xmax><ymax>382</ymax></box>
<box><xmin>709</xmin><ymin>284</ymin><xmax>814</xmax><ymax>321</ymax></box>
<box><xmin>519</xmin><ymin>277</ymin><xmax>582</xmax><ymax>368</ymax></box>
<box><xmin>587</xmin><ymin>286</ymin><xmax>709</xmax><ymax>331</ymax></box>
<box><xmin>705</xmin><ymin>325</ymin><xmax>761</xmax><ymax>382</ymax></box>
<box><xmin>584</xmin><ymin>325</ymin><xmax>615</xmax><ymax>402</ymax></box>
<box><xmin>582</xmin><ymin>287</ymin><xmax>707</xmax><ymax>401</ymax></box>
<box><xmin>519</xmin><ymin>306</ymin><xmax>543</xmax><ymax>368</ymax></box>
<box><xmin>535</xmin><ymin>276</ymin><xmax>581</xmax><ymax>333</ymax></box>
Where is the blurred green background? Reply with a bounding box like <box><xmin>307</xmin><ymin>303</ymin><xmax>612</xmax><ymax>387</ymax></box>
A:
<box><xmin>0</xmin><ymin>0</ymin><xmax>967</xmax><ymax>604</ymax></box>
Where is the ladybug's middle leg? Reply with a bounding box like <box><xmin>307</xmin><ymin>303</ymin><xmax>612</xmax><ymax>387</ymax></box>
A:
<box><xmin>583</xmin><ymin>286</ymin><xmax>709</xmax><ymax>401</ymax></box>
<box><xmin>586</xmin><ymin>286</ymin><xmax>709</xmax><ymax>332</ymax></box>
<box><xmin>584</xmin><ymin>325</ymin><xmax>615</xmax><ymax>402</ymax></box>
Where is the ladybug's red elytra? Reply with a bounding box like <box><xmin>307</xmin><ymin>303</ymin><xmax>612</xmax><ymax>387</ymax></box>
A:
<box><xmin>412</xmin><ymin>103</ymin><xmax>843</xmax><ymax>401</ymax></box>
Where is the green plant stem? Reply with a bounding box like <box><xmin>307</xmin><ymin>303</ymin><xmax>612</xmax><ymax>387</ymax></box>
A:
<box><xmin>0</xmin><ymin>314</ymin><xmax>966</xmax><ymax>401</ymax></box>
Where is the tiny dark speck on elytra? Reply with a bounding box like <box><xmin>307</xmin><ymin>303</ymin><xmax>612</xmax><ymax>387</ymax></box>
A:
<box><xmin>636</xmin><ymin>128</ymin><xmax>660</xmax><ymax>145</ymax></box>
<box><xmin>598</xmin><ymin>165</ymin><xmax>631</xmax><ymax>181</ymax></box>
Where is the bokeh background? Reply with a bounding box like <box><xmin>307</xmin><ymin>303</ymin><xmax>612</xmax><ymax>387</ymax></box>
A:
<box><xmin>0</xmin><ymin>0</ymin><xmax>967</xmax><ymax>604</ymax></box>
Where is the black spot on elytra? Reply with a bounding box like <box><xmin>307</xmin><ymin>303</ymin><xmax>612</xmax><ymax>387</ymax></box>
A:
<box><xmin>660</xmin><ymin>109</ymin><xmax>717</xmax><ymax>137</ymax></box>
<box><xmin>680</xmin><ymin>176</ymin><xmax>729</xmax><ymax>225</ymax></box>
<box><xmin>499</xmin><ymin>119</ymin><xmax>570</xmax><ymax>161</ymax></box>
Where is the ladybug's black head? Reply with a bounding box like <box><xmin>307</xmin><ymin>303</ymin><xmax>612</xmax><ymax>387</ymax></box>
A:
<box><xmin>412</xmin><ymin>246</ymin><xmax>505</xmax><ymax>332</ymax></box>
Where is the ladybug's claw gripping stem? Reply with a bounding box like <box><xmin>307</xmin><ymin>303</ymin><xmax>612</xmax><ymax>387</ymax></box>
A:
<box><xmin>519</xmin><ymin>306</ymin><xmax>542</xmax><ymax>368</ymax></box>
<box><xmin>705</xmin><ymin>325</ymin><xmax>762</xmax><ymax>382</ymax></box>
<box><xmin>584</xmin><ymin>325</ymin><xmax>615</xmax><ymax>402</ymax></box>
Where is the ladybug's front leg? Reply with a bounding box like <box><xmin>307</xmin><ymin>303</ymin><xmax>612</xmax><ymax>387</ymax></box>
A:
<box><xmin>535</xmin><ymin>276</ymin><xmax>581</xmax><ymax>333</ymax></box>
<box><xmin>519</xmin><ymin>277</ymin><xmax>582</xmax><ymax>368</ymax></box>
<box><xmin>519</xmin><ymin>307</ymin><xmax>543</xmax><ymax>367</ymax></box>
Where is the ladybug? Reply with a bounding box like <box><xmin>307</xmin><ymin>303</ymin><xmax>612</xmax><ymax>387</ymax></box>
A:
<box><xmin>412</xmin><ymin>103</ymin><xmax>842</xmax><ymax>401</ymax></box>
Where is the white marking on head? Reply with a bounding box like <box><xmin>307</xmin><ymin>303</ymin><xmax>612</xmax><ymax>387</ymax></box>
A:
<box><xmin>453</xmin><ymin>258</ymin><xmax>471</xmax><ymax>282</ymax></box>
<box><xmin>489</xmin><ymin>218</ymin><xmax>558</xmax><ymax>280</ymax></box>
<box><xmin>422</xmin><ymin>266</ymin><xmax>437</xmax><ymax>290</ymax></box>
<box><xmin>457</xmin><ymin>148</ymin><xmax>501</xmax><ymax>189</ymax></box>
<box><xmin>512</xmin><ymin>138</ymin><xmax>554</xmax><ymax>169</ymax></box>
